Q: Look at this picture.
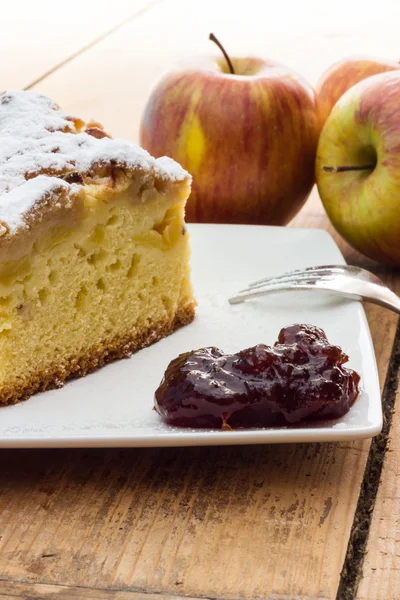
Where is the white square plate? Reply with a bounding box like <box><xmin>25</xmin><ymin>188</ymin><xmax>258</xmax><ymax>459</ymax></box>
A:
<box><xmin>0</xmin><ymin>224</ymin><xmax>381</xmax><ymax>447</ymax></box>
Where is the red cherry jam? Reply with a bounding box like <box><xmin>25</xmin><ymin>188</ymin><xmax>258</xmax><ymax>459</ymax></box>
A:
<box><xmin>154</xmin><ymin>324</ymin><xmax>360</xmax><ymax>429</ymax></box>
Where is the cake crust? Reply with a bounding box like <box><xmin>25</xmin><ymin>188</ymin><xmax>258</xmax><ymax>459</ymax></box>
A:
<box><xmin>0</xmin><ymin>91</ymin><xmax>190</xmax><ymax>242</ymax></box>
<box><xmin>0</xmin><ymin>302</ymin><xmax>195</xmax><ymax>406</ymax></box>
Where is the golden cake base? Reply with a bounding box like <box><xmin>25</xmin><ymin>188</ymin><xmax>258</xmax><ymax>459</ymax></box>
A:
<box><xmin>0</xmin><ymin>302</ymin><xmax>195</xmax><ymax>406</ymax></box>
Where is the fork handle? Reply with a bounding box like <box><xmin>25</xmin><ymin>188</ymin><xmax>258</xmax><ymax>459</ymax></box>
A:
<box><xmin>361</xmin><ymin>286</ymin><xmax>400</xmax><ymax>315</ymax></box>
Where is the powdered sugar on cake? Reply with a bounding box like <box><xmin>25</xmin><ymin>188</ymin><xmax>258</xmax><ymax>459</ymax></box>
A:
<box><xmin>0</xmin><ymin>91</ymin><xmax>189</xmax><ymax>234</ymax></box>
<box><xmin>0</xmin><ymin>176</ymin><xmax>74</xmax><ymax>235</ymax></box>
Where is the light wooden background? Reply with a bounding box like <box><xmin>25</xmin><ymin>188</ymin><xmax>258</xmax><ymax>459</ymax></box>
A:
<box><xmin>1</xmin><ymin>1</ymin><xmax>400</xmax><ymax>598</ymax></box>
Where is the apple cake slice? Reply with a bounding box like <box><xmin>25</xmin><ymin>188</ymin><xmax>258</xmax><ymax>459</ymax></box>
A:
<box><xmin>0</xmin><ymin>91</ymin><xmax>195</xmax><ymax>405</ymax></box>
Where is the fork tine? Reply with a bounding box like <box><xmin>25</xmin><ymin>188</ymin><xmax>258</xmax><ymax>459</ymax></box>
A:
<box><xmin>229</xmin><ymin>264</ymin><xmax>400</xmax><ymax>314</ymax></box>
<box><xmin>230</xmin><ymin>280</ymin><xmax>324</xmax><ymax>304</ymax></box>
<box><xmin>247</xmin><ymin>265</ymin><xmax>347</xmax><ymax>289</ymax></box>
<box><xmin>239</xmin><ymin>271</ymin><xmax>336</xmax><ymax>293</ymax></box>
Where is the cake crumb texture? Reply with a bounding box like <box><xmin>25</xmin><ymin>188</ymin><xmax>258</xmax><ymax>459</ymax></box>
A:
<box><xmin>0</xmin><ymin>304</ymin><xmax>195</xmax><ymax>406</ymax></box>
<box><xmin>0</xmin><ymin>182</ymin><xmax>194</xmax><ymax>405</ymax></box>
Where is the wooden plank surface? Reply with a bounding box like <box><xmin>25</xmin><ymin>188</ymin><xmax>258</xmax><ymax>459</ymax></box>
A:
<box><xmin>0</xmin><ymin>437</ymin><xmax>368</xmax><ymax>599</ymax></box>
<box><xmin>356</xmin><ymin>377</ymin><xmax>400</xmax><ymax>599</ymax></box>
<box><xmin>1</xmin><ymin>1</ymin><xmax>400</xmax><ymax>598</ymax></box>
<box><xmin>0</xmin><ymin>0</ymin><xmax>160</xmax><ymax>90</ymax></box>
<box><xmin>0</xmin><ymin>580</ymin><xmax>202</xmax><ymax>599</ymax></box>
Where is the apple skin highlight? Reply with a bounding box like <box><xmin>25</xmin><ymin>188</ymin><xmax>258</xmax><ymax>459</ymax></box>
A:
<box><xmin>140</xmin><ymin>58</ymin><xmax>320</xmax><ymax>225</ymax></box>
<box><xmin>317</xmin><ymin>57</ymin><xmax>400</xmax><ymax>125</ymax></box>
<box><xmin>316</xmin><ymin>71</ymin><xmax>400</xmax><ymax>266</ymax></box>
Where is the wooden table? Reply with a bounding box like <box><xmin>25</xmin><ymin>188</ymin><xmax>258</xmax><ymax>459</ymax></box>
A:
<box><xmin>1</xmin><ymin>2</ymin><xmax>400</xmax><ymax>598</ymax></box>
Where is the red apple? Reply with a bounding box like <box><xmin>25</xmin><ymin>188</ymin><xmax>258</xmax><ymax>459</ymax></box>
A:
<box><xmin>317</xmin><ymin>57</ymin><xmax>400</xmax><ymax>125</ymax></box>
<box><xmin>139</xmin><ymin>37</ymin><xmax>320</xmax><ymax>225</ymax></box>
<box><xmin>316</xmin><ymin>70</ymin><xmax>400</xmax><ymax>266</ymax></box>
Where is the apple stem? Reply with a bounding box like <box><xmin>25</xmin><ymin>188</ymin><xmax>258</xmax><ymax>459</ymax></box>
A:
<box><xmin>209</xmin><ymin>33</ymin><xmax>235</xmax><ymax>75</ymax></box>
<box><xmin>322</xmin><ymin>164</ymin><xmax>375</xmax><ymax>173</ymax></box>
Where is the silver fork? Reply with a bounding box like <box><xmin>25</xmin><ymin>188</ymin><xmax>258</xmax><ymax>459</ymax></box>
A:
<box><xmin>228</xmin><ymin>264</ymin><xmax>400</xmax><ymax>314</ymax></box>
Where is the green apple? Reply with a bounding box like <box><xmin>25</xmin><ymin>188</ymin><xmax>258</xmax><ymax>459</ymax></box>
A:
<box><xmin>140</xmin><ymin>36</ymin><xmax>320</xmax><ymax>225</ymax></box>
<box><xmin>316</xmin><ymin>70</ymin><xmax>400</xmax><ymax>265</ymax></box>
<box><xmin>317</xmin><ymin>57</ymin><xmax>400</xmax><ymax>125</ymax></box>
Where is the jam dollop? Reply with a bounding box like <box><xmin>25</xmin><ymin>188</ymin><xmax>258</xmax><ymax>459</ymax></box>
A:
<box><xmin>154</xmin><ymin>324</ymin><xmax>360</xmax><ymax>429</ymax></box>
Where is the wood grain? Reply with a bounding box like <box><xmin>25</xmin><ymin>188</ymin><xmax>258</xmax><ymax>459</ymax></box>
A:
<box><xmin>356</xmin><ymin>374</ymin><xmax>400</xmax><ymax>599</ymax></box>
<box><xmin>0</xmin><ymin>579</ymin><xmax>203</xmax><ymax>599</ymax></box>
<box><xmin>1</xmin><ymin>0</ymin><xmax>400</xmax><ymax>598</ymax></box>
<box><xmin>0</xmin><ymin>0</ymin><xmax>160</xmax><ymax>90</ymax></box>
<box><xmin>0</xmin><ymin>443</ymin><xmax>367</xmax><ymax>599</ymax></box>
